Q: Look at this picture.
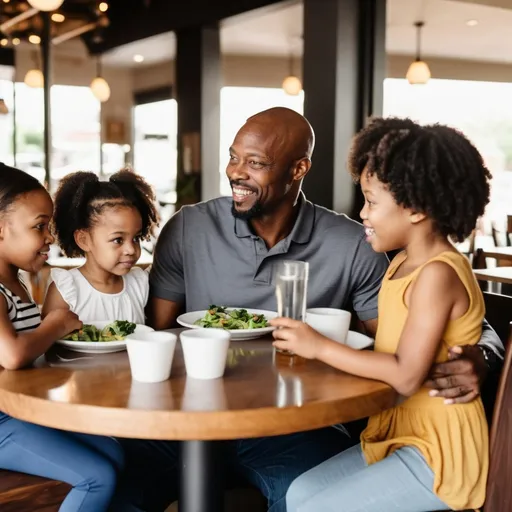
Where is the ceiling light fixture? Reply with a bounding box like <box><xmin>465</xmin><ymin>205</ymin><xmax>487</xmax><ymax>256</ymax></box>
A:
<box><xmin>99</xmin><ymin>2</ymin><xmax>108</xmax><ymax>12</ymax></box>
<box><xmin>90</xmin><ymin>58</ymin><xmax>110</xmax><ymax>102</ymax></box>
<box><xmin>51</xmin><ymin>13</ymin><xmax>65</xmax><ymax>22</ymax></box>
<box><xmin>12</xmin><ymin>37</ymin><xmax>20</xmax><ymax>45</ymax></box>
<box><xmin>282</xmin><ymin>46</ymin><xmax>302</xmax><ymax>96</ymax></box>
<box><xmin>0</xmin><ymin>39</ymin><xmax>7</xmax><ymax>47</ymax></box>
<box><xmin>27</xmin><ymin>0</ymin><xmax>65</xmax><ymax>11</ymax></box>
<box><xmin>24</xmin><ymin>69</ymin><xmax>44</xmax><ymax>88</ymax></box>
<box><xmin>133</xmin><ymin>54</ymin><xmax>144</xmax><ymax>63</ymax></box>
<box><xmin>24</xmin><ymin>50</ymin><xmax>44</xmax><ymax>88</ymax></box>
<box><xmin>29</xmin><ymin>34</ymin><xmax>41</xmax><ymax>44</ymax></box>
<box><xmin>406</xmin><ymin>21</ymin><xmax>431</xmax><ymax>85</ymax></box>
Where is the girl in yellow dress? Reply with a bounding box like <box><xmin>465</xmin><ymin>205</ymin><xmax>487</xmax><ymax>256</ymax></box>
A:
<box><xmin>273</xmin><ymin>118</ymin><xmax>491</xmax><ymax>512</ymax></box>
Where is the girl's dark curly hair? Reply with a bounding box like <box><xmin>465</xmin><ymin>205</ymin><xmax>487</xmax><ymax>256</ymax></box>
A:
<box><xmin>0</xmin><ymin>162</ymin><xmax>47</xmax><ymax>213</ymax></box>
<box><xmin>348</xmin><ymin>117</ymin><xmax>491</xmax><ymax>242</ymax></box>
<box><xmin>53</xmin><ymin>168</ymin><xmax>159</xmax><ymax>257</ymax></box>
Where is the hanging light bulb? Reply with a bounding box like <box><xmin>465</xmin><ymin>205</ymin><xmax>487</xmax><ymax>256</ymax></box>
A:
<box><xmin>406</xmin><ymin>22</ymin><xmax>431</xmax><ymax>85</ymax></box>
<box><xmin>90</xmin><ymin>76</ymin><xmax>110</xmax><ymax>102</ymax></box>
<box><xmin>24</xmin><ymin>69</ymin><xmax>44</xmax><ymax>88</ymax></box>
<box><xmin>24</xmin><ymin>50</ymin><xmax>44</xmax><ymax>88</ymax></box>
<box><xmin>90</xmin><ymin>59</ymin><xmax>110</xmax><ymax>102</ymax></box>
<box><xmin>282</xmin><ymin>51</ymin><xmax>302</xmax><ymax>96</ymax></box>
<box><xmin>27</xmin><ymin>0</ymin><xmax>65</xmax><ymax>11</ymax></box>
<box><xmin>282</xmin><ymin>76</ymin><xmax>302</xmax><ymax>96</ymax></box>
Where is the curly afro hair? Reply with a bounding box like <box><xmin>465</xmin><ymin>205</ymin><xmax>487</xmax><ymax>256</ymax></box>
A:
<box><xmin>348</xmin><ymin>117</ymin><xmax>491</xmax><ymax>242</ymax></box>
<box><xmin>53</xmin><ymin>168</ymin><xmax>159</xmax><ymax>257</ymax></box>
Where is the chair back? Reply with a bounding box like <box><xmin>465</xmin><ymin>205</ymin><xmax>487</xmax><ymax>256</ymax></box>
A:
<box><xmin>480</xmin><ymin>293</ymin><xmax>512</xmax><ymax>424</ymax></box>
<box><xmin>485</xmin><ymin>323</ymin><xmax>512</xmax><ymax>511</ymax></box>
<box><xmin>483</xmin><ymin>292</ymin><xmax>512</xmax><ymax>344</ymax></box>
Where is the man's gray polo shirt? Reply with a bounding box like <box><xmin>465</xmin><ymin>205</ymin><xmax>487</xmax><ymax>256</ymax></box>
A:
<box><xmin>150</xmin><ymin>193</ymin><xmax>389</xmax><ymax>320</ymax></box>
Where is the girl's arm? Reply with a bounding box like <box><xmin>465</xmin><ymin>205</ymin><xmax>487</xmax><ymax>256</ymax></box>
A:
<box><xmin>272</xmin><ymin>261</ymin><xmax>467</xmax><ymax>397</ymax></box>
<box><xmin>42</xmin><ymin>282</ymin><xmax>70</xmax><ymax>319</ymax></box>
<box><xmin>0</xmin><ymin>297</ymin><xmax>81</xmax><ymax>370</ymax></box>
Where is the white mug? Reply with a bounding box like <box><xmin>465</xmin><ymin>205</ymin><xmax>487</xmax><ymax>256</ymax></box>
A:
<box><xmin>126</xmin><ymin>331</ymin><xmax>177</xmax><ymax>383</ymax></box>
<box><xmin>306</xmin><ymin>308</ymin><xmax>352</xmax><ymax>344</ymax></box>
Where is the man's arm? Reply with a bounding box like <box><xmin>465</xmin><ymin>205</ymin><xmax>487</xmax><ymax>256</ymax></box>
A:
<box><xmin>146</xmin><ymin>209</ymin><xmax>186</xmax><ymax>330</ymax></box>
<box><xmin>425</xmin><ymin>320</ymin><xmax>503</xmax><ymax>404</ymax></box>
<box><xmin>146</xmin><ymin>297</ymin><xmax>183</xmax><ymax>330</ymax></box>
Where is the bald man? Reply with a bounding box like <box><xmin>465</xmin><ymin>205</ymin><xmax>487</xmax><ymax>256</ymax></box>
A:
<box><xmin>118</xmin><ymin>108</ymin><xmax>501</xmax><ymax>511</ymax></box>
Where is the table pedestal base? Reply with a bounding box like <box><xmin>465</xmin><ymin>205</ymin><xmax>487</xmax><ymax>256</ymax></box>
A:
<box><xmin>179</xmin><ymin>440</ymin><xmax>225</xmax><ymax>512</ymax></box>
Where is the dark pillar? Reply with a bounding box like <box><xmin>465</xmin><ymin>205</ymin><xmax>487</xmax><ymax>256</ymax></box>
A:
<box><xmin>175</xmin><ymin>24</ymin><xmax>221</xmax><ymax>208</ymax></box>
<box><xmin>41</xmin><ymin>12</ymin><xmax>52</xmax><ymax>189</ymax></box>
<box><xmin>302</xmin><ymin>0</ymin><xmax>386</xmax><ymax>216</ymax></box>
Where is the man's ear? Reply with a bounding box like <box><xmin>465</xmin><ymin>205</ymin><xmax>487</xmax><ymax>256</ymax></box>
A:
<box><xmin>74</xmin><ymin>230</ymin><xmax>91</xmax><ymax>253</ymax></box>
<box><xmin>293</xmin><ymin>158</ymin><xmax>312</xmax><ymax>182</ymax></box>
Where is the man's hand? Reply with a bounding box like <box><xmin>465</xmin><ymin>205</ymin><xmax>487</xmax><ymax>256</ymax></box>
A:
<box><xmin>424</xmin><ymin>345</ymin><xmax>488</xmax><ymax>404</ymax></box>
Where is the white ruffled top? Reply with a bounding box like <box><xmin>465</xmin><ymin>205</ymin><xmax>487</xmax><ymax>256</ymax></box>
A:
<box><xmin>50</xmin><ymin>267</ymin><xmax>148</xmax><ymax>324</ymax></box>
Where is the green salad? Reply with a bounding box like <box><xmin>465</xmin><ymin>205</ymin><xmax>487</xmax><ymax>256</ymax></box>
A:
<box><xmin>194</xmin><ymin>305</ymin><xmax>269</xmax><ymax>330</ymax></box>
<box><xmin>63</xmin><ymin>321</ymin><xmax>136</xmax><ymax>342</ymax></box>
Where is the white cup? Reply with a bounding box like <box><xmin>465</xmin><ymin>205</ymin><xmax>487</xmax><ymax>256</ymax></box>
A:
<box><xmin>180</xmin><ymin>329</ymin><xmax>231</xmax><ymax>380</ymax></box>
<box><xmin>306</xmin><ymin>308</ymin><xmax>352</xmax><ymax>344</ymax></box>
<box><xmin>126</xmin><ymin>331</ymin><xmax>177</xmax><ymax>383</ymax></box>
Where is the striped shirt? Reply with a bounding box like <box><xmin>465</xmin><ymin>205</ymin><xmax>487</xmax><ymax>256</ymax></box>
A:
<box><xmin>0</xmin><ymin>280</ymin><xmax>41</xmax><ymax>333</ymax></box>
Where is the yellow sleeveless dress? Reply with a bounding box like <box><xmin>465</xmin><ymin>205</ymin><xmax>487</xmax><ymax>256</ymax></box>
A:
<box><xmin>360</xmin><ymin>251</ymin><xmax>488</xmax><ymax>510</ymax></box>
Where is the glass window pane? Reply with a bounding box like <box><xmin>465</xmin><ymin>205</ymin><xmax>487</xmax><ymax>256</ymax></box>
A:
<box><xmin>383</xmin><ymin>78</ymin><xmax>512</xmax><ymax>236</ymax></box>
<box><xmin>0</xmin><ymin>78</ymin><xmax>14</xmax><ymax>166</ymax></box>
<box><xmin>133</xmin><ymin>99</ymin><xmax>178</xmax><ymax>226</ymax></box>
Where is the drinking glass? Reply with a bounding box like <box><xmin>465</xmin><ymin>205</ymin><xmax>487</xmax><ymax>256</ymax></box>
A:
<box><xmin>274</xmin><ymin>260</ymin><xmax>309</xmax><ymax>355</ymax></box>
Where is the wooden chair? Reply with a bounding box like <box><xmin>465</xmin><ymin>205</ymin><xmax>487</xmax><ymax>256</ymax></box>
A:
<box><xmin>481</xmin><ymin>292</ymin><xmax>512</xmax><ymax>424</ymax></box>
<box><xmin>484</xmin><ymin>322</ymin><xmax>512</xmax><ymax>511</ymax></box>
<box><xmin>0</xmin><ymin>470</ymin><xmax>70</xmax><ymax>512</ymax></box>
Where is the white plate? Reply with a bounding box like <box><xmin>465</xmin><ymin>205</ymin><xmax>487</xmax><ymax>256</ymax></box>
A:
<box><xmin>55</xmin><ymin>321</ymin><xmax>154</xmax><ymax>353</ymax></box>
<box><xmin>177</xmin><ymin>308</ymin><xmax>277</xmax><ymax>340</ymax></box>
<box><xmin>345</xmin><ymin>330</ymin><xmax>374</xmax><ymax>350</ymax></box>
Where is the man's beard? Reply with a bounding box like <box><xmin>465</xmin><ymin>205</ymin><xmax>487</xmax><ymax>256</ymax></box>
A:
<box><xmin>231</xmin><ymin>200</ymin><xmax>264</xmax><ymax>220</ymax></box>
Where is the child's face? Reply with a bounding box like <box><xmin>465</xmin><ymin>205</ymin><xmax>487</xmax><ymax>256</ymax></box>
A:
<box><xmin>78</xmin><ymin>205</ymin><xmax>142</xmax><ymax>276</ymax></box>
<box><xmin>359</xmin><ymin>169</ymin><xmax>413</xmax><ymax>253</ymax></box>
<box><xmin>0</xmin><ymin>189</ymin><xmax>54</xmax><ymax>273</ymax></box>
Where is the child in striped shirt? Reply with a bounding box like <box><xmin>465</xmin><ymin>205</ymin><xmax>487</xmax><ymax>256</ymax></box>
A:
<box><xmin>0</xmin><ymin>163</ymin><xmax>125</xmax><ymax>512</ymax></box>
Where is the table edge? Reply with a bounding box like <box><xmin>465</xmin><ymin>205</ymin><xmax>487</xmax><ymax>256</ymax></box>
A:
<box><xmin>0</xmin><ymin>384</ymin><xmax>396</xmax><ymax>440</ymax></box>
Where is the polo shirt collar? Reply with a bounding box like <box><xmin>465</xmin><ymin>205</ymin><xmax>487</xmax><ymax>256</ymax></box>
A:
<box><xmin>233</xmin><ymin>192</ymin><xmax>315</xmax><ymax>244</ymax></box>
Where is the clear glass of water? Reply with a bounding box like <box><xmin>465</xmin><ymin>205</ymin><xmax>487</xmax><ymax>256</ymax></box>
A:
<box><xmin>274</xmin><ymin>260</ymin><xmax>309</xmax><ymax>355</ymax></box>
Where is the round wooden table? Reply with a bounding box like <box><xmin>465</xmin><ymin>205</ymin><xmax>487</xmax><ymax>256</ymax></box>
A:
<box><xmin>0</xmin><ymin>331</ymin><xmax>396</xmax><ymax>512</ymax></box>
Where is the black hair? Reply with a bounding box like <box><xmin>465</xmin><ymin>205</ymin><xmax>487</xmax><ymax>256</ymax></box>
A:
<box><xmin>348</xmin><ymin>117</ymin><xmax>491</xmax><ymax>242</ymax></box>
<box><xmin>0</xmin><ymin>162</ymin><xmax>47</xmax><ymax>213</ymax></box>
<box><xmin>53</xmin><ymin>168</ymin><xmax>159</xmax><ymax>257</ymax></box>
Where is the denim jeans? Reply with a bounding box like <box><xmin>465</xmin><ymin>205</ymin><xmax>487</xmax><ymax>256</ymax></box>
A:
<box><xmin>0</xmin><ymin>415</ymin><xmax>124</xmax><ymax>512</ymax></box>
<box><xmin>286</xmin><ymin>444</ymin><xmax>449</xmax><ymax>512</ymax></box>
<box><xmin>117</xmin><ymin>426</ymin><xmax>355</xmax><ymax>512</ymax></box>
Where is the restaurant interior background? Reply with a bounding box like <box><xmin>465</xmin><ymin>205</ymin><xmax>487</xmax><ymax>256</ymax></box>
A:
<box><xmin>1</xmin><ymin>0</ymin><xmax>512</xmax><ymax>250</ymax></box>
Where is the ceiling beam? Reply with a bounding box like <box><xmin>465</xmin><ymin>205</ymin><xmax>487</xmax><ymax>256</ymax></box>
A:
<box><xmin>87</xmin><ymin>0</ymin><xmax>286</xmax><ymax>54</ymax></box>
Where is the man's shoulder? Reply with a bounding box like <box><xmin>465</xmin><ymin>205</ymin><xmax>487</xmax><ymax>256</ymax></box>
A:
<box><xmin>311</xmin><ymin>201</ymin><xmax>365</xmax><ymax>239</ymax></box>
<box><xmin>178</xmin><ymin>196</ymin><xmax>232</xmax><ymax>222</ymax></box>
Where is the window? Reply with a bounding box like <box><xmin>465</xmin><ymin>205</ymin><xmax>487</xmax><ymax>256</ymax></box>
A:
<box><xmin>133</xmin><ymin>99</ymin><xmax>178</xmax><ymax>226</ymax></box>
<box><xmin>383</xmin><ymin>78</ymin><xmax>512</xmax><ymax>232</ymax></box>
<box><xmin>1</xmin><ymin>83</ymin><xmax>101</xmax><ymax>191</ymax></box>
<box><xmin>219</xmin><ymin>87</ymin><xmax>304</xmax><ymax>196</ymax></box>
